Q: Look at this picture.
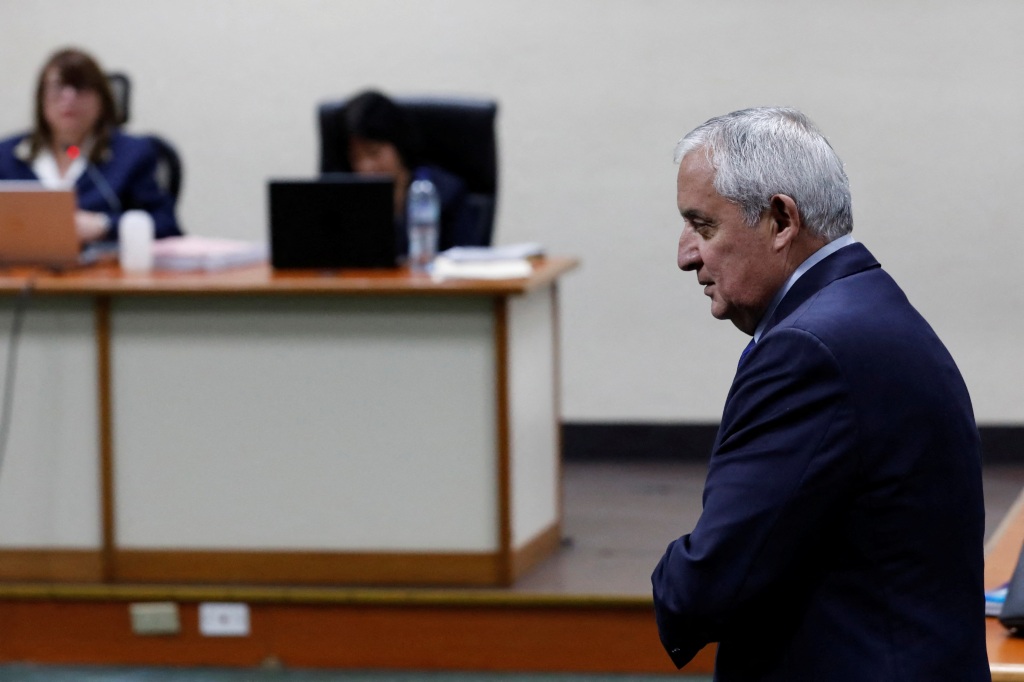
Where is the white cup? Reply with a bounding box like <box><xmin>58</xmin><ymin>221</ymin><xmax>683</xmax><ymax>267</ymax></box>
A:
<box><xmin>119</xmin><ymin>210</ymin><xmax>155</xmax><ymax>272</ymax></box>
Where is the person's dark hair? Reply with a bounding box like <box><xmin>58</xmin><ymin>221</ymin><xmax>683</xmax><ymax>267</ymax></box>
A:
<box><xmin>30</xmin><ymin>47</ymin><xmax>119</xmax><ymax>164</ymax></box>
<box><xmin>345</xmin><ymin>89</ymin><xmax>419</xmax><ymax>169</ymax></box>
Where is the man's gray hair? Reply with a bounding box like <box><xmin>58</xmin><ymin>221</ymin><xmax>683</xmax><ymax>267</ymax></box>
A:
<box><xmin>674</xmin><ymin>107</ymin><xmax>853</xmax><ymax>241</ymax></box>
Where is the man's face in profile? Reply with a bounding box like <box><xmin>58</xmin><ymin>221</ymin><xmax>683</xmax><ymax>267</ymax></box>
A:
<box><xmin>675</xmin><ymin>153</ymin><xmax>783</xmax><ymax>335</ymax></box>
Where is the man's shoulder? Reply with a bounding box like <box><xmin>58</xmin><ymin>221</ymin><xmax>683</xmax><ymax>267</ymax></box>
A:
<box><xmin>785</xmin><ymin>243</ymin><xmax>903</xmax><ymax>326</ymax></box>
<box><xmin>783</xmin><ymin>268</ymin><xmax>904</xmax><ymax>333</ymax></box>
<box><xmin>765</xmin><ymin>260</ymin><xmax>937</xmax><ymax>376</ymax></box>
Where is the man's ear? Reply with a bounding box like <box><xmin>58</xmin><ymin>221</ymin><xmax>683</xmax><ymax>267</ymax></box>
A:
<box><xmin>769</xmin><ymin>194</ymin><xmax>801</xmax><ymax>249</ymax></box>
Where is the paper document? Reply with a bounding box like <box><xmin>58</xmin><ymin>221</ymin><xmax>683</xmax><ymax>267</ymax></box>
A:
<box><xmin>152</xmin><ymin>236</ymin><xmax>268</xmax><ymax>272</ymax></box>
<box><xmin>438</xmin><ymin>242</ymin><xmax>544</xmax><ymax>262</ymax></box>
<box><xmin>431</xmin><ymin>256</ymin><xmax>532</xmax><ymax>281</ymax></box>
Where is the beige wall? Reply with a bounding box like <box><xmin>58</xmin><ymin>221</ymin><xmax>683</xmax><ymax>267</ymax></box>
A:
<box><xmin>2</xmin><ymin>0</ymin><xmax>1021</xmax><ymax>424</ymax></box>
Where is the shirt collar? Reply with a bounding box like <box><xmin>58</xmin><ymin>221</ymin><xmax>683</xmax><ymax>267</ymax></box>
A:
<box><xmin>32</xmin><ymin>148</ymin><xmax>85</xmax><ymax>189</ymax></box>
<box><xmin>30</xmin><ymin>137</ymin><xmax>95</xmax><ymax>190</ymax></box>
<box><xmin>752</xmin><ymin>233</ymin><xmax>856</xmax><ymax>342</ymax></box>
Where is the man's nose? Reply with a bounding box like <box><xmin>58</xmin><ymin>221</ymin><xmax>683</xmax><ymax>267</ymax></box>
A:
<box><xmin>677</xmin><ymin>226</ymin><xmax>701</xmax><ymax>271</ymax></box>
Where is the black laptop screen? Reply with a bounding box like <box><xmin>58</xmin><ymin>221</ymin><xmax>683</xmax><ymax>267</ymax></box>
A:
<box><xmin>268</xmin><ymin>175</ymin><xmax>397</xmax><ymax>269</ymax></box>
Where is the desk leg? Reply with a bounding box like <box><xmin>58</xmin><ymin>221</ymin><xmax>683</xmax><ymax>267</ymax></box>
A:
<box><xmin>494</xmin><ymin>296</ymin><xmax>512</xmax><ymax>586</ymax></box>
<box><xmin>551</xmin><ymin>283</ymin><xmax>564</xmax><ymax>528</ymax></box>
<box><xmin>95</xmin><ymin>296</ymin><xmax>116</xmax><ymax>583</ymax></box>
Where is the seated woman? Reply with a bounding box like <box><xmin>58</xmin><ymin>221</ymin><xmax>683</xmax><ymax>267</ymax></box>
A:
<box><xmin>344</xmin><ymin>89</ymin><xmax>471</xmax><ymax>256</ymax></box>
<box><xmin>0</xmin><ymin>47</ymin><xmax>181</xmax><ymax>245</ymax></box>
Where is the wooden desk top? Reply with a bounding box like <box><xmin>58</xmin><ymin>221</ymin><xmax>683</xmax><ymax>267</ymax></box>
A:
<box><xmin>0</xmin><ymin>256</ymin><xmax>579</xmax><ymax>297</ymax></box>
<box><xmin>987</xmin><ymin>489</ymin><xmax>1024</xmax><ymax>680</ymax></box>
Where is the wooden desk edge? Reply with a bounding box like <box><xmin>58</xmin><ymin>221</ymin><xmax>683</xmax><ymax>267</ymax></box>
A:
<box><xmin>988</xmin><ymin>487</ymin><xmax>1024</xmax><ymax>678</ymax></box>
<box><xmin>993</xmin><ymin>663</ymin><xmax>1024</xmax><ymax>682</ymax></box>
<box><xmin>0</xmin><ymin>257</ymin><xmax>580</xmax><ymax>297</ymax></box>
<box><xmin>0</xmin><ymin>581</ymin><xmax>652</xmax><ymax>608</ymax></box>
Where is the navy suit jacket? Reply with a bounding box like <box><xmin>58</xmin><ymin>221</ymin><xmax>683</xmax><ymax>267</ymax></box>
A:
<box><xmin>0</xmin><ymin>131</ymin><xmax>181</xmax><ymax>241</ymax></box>
<box><xmin>652</xmin><ymin>243</ymin><xmax>990</xmax><ymax>681</ymax></box>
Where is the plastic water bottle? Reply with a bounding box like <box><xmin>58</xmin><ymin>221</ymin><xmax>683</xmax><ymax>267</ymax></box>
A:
<box><xmin>406</xmin><ymin>172</ymin><xmax>440</xmax><ymax>271</ymax></box>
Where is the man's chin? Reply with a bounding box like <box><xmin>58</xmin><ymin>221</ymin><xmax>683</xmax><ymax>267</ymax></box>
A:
<box><xmin>709</xmin><ymin>302</ymin><xmax>757</xmax><ymax>335</ymax></box>
<box><xmin>709</xmin><ymin>304</ymin><xmax>730</xmax><ymax>322</ymax></box>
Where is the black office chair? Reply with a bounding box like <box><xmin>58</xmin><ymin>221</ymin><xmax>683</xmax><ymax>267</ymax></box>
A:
<box><xmin>106</xmin><ymin>72</ymin><xmax>184</xmax><ymax>202</ymax></box>
<box><xmin>318</xmin><ymin>95</ymin><xmax>499</xmax><ymax>247</ymax></box>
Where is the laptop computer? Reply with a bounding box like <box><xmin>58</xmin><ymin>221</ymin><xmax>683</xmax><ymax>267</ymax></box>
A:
<box><xmin>268</xmin><ymin>175</ymin><xmax>397</xmax><ymax>269</ymax></box>
<box><xmin>0</xmin><ymin>182</ymin><xmax>81</xmax><ymax>269</ymax></box>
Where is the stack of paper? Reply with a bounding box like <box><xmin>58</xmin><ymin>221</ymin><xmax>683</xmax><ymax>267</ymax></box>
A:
<box><xmin>431</xmin><ymin>242</ymin><xmax>542</xmax><ymax>281</ymax></box>
<box><xmin>439</xmin><ymin>242</ymin><xmax>544</xmax><ymax>262</ymax></box>
<box><xmin>152</xmin><ymin>236</ymin><xmax>268</xmax><ymax>272</ymax></box>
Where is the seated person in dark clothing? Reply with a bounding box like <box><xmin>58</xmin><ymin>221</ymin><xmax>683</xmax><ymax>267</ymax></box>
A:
<box><xmin>344</xmin><ymin>90</ymin><xmax>471</xmax><ymax>256</ymax></box>
<box><xmin>0</xmin><ymin>47</ymin><xmax>181</xmax><ymax>245</ymax></box>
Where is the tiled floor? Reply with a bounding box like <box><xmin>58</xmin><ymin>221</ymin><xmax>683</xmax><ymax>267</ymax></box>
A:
<box><xmin>511</xmin><ymin>461</ymin><xmax>1024</xmax><ymax>596</ymax></box>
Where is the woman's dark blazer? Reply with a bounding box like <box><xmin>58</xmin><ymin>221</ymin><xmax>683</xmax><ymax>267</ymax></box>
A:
<box><xmin>0</xmin><ymin>130</ymin><xmax>181</xmax><ymax>241</ymax></box>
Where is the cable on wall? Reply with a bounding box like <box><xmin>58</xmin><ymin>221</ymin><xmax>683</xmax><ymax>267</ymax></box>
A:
<box><xmin>0</xmin><ymin>277</ymin><xmax>35</xmax><ymax>480</ymax></box>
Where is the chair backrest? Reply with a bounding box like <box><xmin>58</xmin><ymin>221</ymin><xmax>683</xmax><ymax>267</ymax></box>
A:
<box><xmin>107</xmin><ymin>72</ymin><xmax>131</xmax><ymax>126</ymax></box>
<box><xmin>318</xmin><ymin>95</ymin><xmax>499</xmax><ymax>246</ymax></box>
<box><xmin>106</xmin><ymin>73</ymin><xmax>184</xmax><ymax>201</ymax></box>
<box><xmin>146</xmin><ymin>135</ymin><xmax>183</xmax><ymax>201</ymax></box>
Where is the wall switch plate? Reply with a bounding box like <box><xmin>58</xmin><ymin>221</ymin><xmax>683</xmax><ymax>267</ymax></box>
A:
<box><xmin>129</xmin><ymin>602</ymin><xmax>180</xmax><ymax>635</ymax></box>
<box><xmin>199</xmin><ymin>602</ymin><xmax>250</xmax><ymax>637</ymax></box>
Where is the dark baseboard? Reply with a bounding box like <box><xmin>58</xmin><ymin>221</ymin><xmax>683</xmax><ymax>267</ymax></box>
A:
<box><xmin>979</xmin><ymin>426</ymin><xmax>1024</xmax><ymax>464</ymax></box>
<box><xmin>562</xmin><ymin>422</ymin><xmax>1024</xmax><ymax>465</ymax></box>
<box><xmin>562</xmin><ymin>422</ymin><xmax>719</xmax><ymax>462</ymax></box>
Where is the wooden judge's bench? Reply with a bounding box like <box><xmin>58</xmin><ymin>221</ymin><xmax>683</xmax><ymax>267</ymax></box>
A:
<box><xmin>0</xmin><ymin>257</ymin><xmax>577</xmax><ymax>588</ymax></box>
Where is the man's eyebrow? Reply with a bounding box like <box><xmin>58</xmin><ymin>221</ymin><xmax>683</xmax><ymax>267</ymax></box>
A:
<box><xmin>681</xmin><ymin>208</ymin><xmax>713</xmax><ymax>222</ymax></box>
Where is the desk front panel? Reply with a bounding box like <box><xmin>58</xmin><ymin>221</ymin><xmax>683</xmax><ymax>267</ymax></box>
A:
<box><xmin>110</xmin><ymin>295</ymin><xmax>499</xmax><ymax>552</ymax></box>
<box><xmin>0</xmin><ymin>297</ymin><xmax>99</xmax><ymax>549</ymax></box>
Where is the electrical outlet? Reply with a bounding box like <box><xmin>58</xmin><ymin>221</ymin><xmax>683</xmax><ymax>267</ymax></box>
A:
<box><xmin>199</xmin><ymin>602</ymin><xmax>250</xmax><ymax>637</ymax></box>
<box><xmin>129</xmin><ymin>602</ymin><xmax>180</xmax><ymax>636</ymax></box>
